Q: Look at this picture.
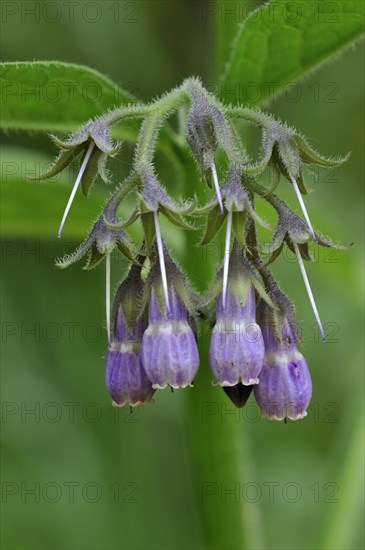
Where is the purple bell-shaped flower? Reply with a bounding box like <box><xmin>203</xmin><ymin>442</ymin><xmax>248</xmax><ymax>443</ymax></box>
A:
<box><xmin>254</xmin><ymin>314</ymin><xmax>312</xmax><ymax>421</ymax></box>
<box><xmin>141</xmin><ymin>286</ymin><xmax>200</xmax><ymax>389</ymax></box>
<box><xmin>105</xmin><ymin>267</ymin><xmax>154</xmax><ymax>407</ymax></box>
<box><xmin>209</xmin><ymin>285</ymin><xmax>265</xmax><ymax>386</ymax></box>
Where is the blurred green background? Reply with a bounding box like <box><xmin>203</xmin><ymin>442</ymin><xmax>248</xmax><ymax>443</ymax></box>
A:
<box><xmin>1</xmin><ymin>1</ymin><xmax>364</xmax><ymax>549</ymax></box>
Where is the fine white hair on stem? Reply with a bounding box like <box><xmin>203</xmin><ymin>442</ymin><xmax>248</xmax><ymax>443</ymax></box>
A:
<box><xmin>222</xmin><ymin>210</ymin><xmax>232</xmax><ymax>310</ymax></box>
<box><xmin>58</xmin><ymin>141</ymin><xmax>95</xmax><ymax>238</ymax></box>
<box><xmin>294</xmin><ymin>243</ymin><xmax>325</xmax><ymax>341</ymax></box>
<box><xmin>106</xmin><ymin>252</ymin><xmax>111</xmax><ymax>345</ymax></box>
<box><xmin>290</xmin><ymin>175</ymin><xmax>317</xmax><ymax>242</ymax></box>
<box><xmin>153</xmin><ymin>211</ymin><xmax>170</xmax><ymax>313</ymax></box>
<box><xmin>211</xmin><ymin>161</ymin><xmax>224</xmax><ymax>214</ymax></box>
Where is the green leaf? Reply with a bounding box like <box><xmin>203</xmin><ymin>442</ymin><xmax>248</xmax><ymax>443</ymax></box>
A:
<box><xmin>220</xmin><ymin>0</ymin><xmax>365</xmax><ymax>106</ymax></box>
<box><xmin>0</xmin><ymin>61</ymin><xmax>136</xmax><ymax>132</ymax></box>
<box><xmin>214</xmin><ymin>0</ymin><xmax>261</xmax><ymax>77</ymax></box>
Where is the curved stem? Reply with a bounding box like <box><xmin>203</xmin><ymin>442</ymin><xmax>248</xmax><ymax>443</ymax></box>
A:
<box><xmin>103</xmin><ymin>104</ymin><xmax>150</xmax><ymax>126</ymax></box>
<box><xmin>134</xmin><ymin>90</ymin><xmax>190</xmax><ymax>172</ymax></box>
<box><xmin>223</xmin><ymin>105</ymin><xmax>274</xmax><ymax>128</ymax></box>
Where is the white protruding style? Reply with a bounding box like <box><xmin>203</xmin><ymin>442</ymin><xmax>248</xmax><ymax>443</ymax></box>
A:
<box><xmin>58</xmin><ymin>141</ymin><xmax>95</xmax><ymax>238</ymax></box>
<box><xmin>153</xmin><ymin>211</ymin><xmax>170</xmax><ymax>313</ymax></box>
<box><xmin>222</xmin><ymin>210</ymin><xmax>232</xmax><ymax>310</ymax></box>
<box><xmin>106</xmin><ymin>252</ymin><xmax>111</xmax><ymax>345</ymax></box>
<box><xmin>290</xmin><ymin>175</ymin><xmax>316</xmax><ymax>242</ymax></box>
<box><xmin>211</xmin><ymin>161</ymin><xmax>224</xmax><ymax>214</ymax></box>
<box><xmin>294</xmin><ymin>243</ymin><xmax>325</xmax><ymax>341</ymax></box>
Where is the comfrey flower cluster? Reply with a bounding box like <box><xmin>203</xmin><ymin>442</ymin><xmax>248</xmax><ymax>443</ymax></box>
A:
<box><xmin>35</xmin><ymin>78</ymin><xmax>350</xmax><ymax>421</ymax></box>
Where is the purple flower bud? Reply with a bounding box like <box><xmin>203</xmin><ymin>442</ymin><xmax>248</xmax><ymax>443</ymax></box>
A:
<box><xmin>105</xmin><ymin>279</ymin><xmax>154</xmax><ymax>407</ymax></box>
<box><xmin>223</xmin><ymin>384</ymin><xmax>254</xmax><ymax>408</ymax></box>
<box><xmin>209</xmin><ymin>286</ymin><xmax>265</xmax><ymax>387</ymax></box>
<box><xmin>141</xmin><ymin>288</ymin><xmax>200</xmax><ymax>389</ymax></box>
<box><xmin>254</xmin><ymin>320</ymin><xmax>312</xmax><ymax>421</ymax></box>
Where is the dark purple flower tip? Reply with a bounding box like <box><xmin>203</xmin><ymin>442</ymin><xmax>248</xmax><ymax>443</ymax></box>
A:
<box><xmin>209</xmin><ymin>287</ymin><xmax>265</xmax><ymax>386</ymax></box>
<box><xmin>141</xmin><ymin>289</ymin><xmax>199</xmax><ymax>389</ymax></box>
<box><xmin>105</xmin><ymin>344</ymin><xmax>155</xmax><ymax>407</ymax></box>
<box><xmin>254</xmin><ymin>349</ymin><xmax>312</xmax><ymax>421</ymax></box>
<box><xmin>223</xmin><ymin>384</ymin><xmax>254</xmax><ymax>408</ymax></box>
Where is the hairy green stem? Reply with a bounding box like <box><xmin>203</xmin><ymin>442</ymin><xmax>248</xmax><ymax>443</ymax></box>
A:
<box><xmin>224</xmin><ymin>105</ymin><xmax>275</xmax><ymax>128</ymax></box>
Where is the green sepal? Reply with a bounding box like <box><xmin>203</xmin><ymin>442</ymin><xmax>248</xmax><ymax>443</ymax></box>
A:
<box><xmin>84</xmin><ymin>242</ymin><xmax>104</xmax><ymax>270</ymax></box>
<box><xmin>272</xmin><ymin>143</ymin><xmax>309</xmax><ymax>194</ymax></box>
<box><xmin>169</xmin><ymin>197</ymin><xmax>198</xmax><ymax>215</ymax></box>
<box><xmin>160</xmin><ymin>206</ymin><xmax>196</xmax><ymax>230</ymax></box>
<box><xmin>141</xmin><ymin>212</ymin><xmax>156</xmax><ymax>251</ymax></box>
<box><xmin>262</xmin><ymin>228</ymin><xmax>286</xmax><ymax>254</ymax></box>
<box><xmin>247</xmin><ymin>265</ymin><xmax>275</xmax><ymax>309</ymax></box>
<box><xmin>232</xmin><ymin>211</ymin><xmax>247</xmax><ymax>251</ymax></box>
<box><xmin>30</xmin><ymin>143</ymin><xmax>85</xmax><ymax>181</ymax></box>
<box><xmin>112</xmin><ymin>264</ymin><xmax>145</xmax><ymax>335</ymax></box>
<box><xmin>105</xmin><ymin>208</ymin><xmax>140</xmax><ymax>229</ymax></box>
<box><xmin>295</xmin><ymin>135</ymin><xmax>350</xmax><ymax>167</ymax></box>
<box><xmin>277</xmin><ymin>139</ymin><xmax>301</xmax><ymax>179</ymax></box>
<box><xmin>241</xmin><ymin>198</ymin><xmax>272</xmax><ymax>230</ymax></box>
<box><xmin>55</xmin><ymin>231</ymin><xmax>95</xmax><ymax>269</ymax></box>
<box><xmin>121</xmin><ymin>285</ymin><xmax>144</xmax><ymax>334</ymax></box>
<box><xmin>200</xmin><ymin>205</ymin><xmax>227</xmax><ymax>246</ymax></box>
<box><xmin>81</xmin><ymin>147</ymin><xmax>104</xmax><ymax>197</ymax></box>
<box><xmin>259</xmin><ymin>267</ymin><xmax>301</xmax><ymax>343</ymax></box>
<box><xmin>191</xmin><ymin>198</ymin><xmax>218</xmax><ymax>216</ymax></box>
<box><xmin>288</xmin><ymin>241</ymin><xmax>314</xmax><ymax>262</ymax></box>
<box><xmin>116</xmin><ymin>240</ymin><xmax>138</xmax><ymax>264</ymax></box>
<box><xmin>263</xmin><ymin>242</ymin><xmax>284</xmax><ymax>267</ymax></box>
<box><xmin>97</xmin><ymin>154</ymin><xmax>110</xmax><ymax>184</ymax></box>
<box><xmin>230</xmin><ymin>273</ymin><xmax>251</xmax><ymax>307</ymax></box>
<box><xmin>315</xmin><ymin>232</ymin><xmax>354</xmax><ymax>250</ymax></box>
<box><xmin>50</xmin><ymin>135</ymin><xmax>76</xmax><ymax>150</ymax></box>
<box><xmin>266</xmin><ymin>162</ymin><xmax>281</xmax><ymax>195</ymax></box>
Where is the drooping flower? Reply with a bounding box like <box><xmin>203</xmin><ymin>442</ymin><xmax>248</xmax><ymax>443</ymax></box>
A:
<box><xmin>186</xmin><ymin>85</ymin><xmax>237</xmax><ymax>214</ymax></box>
<box><xmin>105</xmin><ymin>265</ymin><xmax>154</xmax><ymax>407</ymax></box>
<box><xmin>254</xmin><ymin>305</ymin><xmax>312</xmax><ymax>421</ymax></box>
<box><xmin>141</xmin><ymin>249</ymin><xmax>200</xmax><ymax>389</ymax></box>
<box><xmin>33</xmin><ymin>118</ymin><xmax>121</xmax><ymax>236</ymax></box>
<box><xmin>56</xmin><ymin>213</ymin><xmax>136</xmax><ymax>343</ymax></box>
<box><xmin>247</xmin><ymin>121</ymin><xmax>348</xmax><ymax>241</ymax></box>
<box><xmin>208</xmin><ymin>242</ymin><xmax>271</xmax><ymax>388</ymax></box>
